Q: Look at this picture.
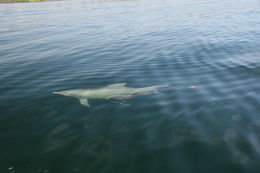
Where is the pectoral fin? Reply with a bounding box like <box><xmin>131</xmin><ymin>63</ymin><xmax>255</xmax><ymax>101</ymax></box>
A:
<box><xmin>79</xmin><ymin>99</ymin><xmax>90</xmax><ymax>107</ymax></box>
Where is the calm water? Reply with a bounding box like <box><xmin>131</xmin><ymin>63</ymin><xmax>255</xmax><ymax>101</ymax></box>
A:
<box><xmin>1</xmin><ymin>0</ymin><xmax>260</xmax><ymax>172</ymax></box>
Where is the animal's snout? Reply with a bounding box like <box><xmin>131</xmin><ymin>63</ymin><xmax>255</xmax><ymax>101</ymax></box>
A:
<box><xmin>53</xmin><ymin>91</ymin><xmax>68</xmax><ymax>96</ymax></box>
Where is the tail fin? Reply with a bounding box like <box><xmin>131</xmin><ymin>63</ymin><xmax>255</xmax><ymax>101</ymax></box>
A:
<box><xmin>159</xmin><ymin>83</ymin><xmax>172</xmax><ymax>88</ymax></box>
<box><xmin>153</xmin><ymin>83</ymin><xmax>172</xmax><ymax>94</ymax></box>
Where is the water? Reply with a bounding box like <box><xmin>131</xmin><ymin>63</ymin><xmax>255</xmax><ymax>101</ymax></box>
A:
<box><xmin>1</xmin><ymin>0</ymin><xmax>260</xmax><ymax>172</ymax></box>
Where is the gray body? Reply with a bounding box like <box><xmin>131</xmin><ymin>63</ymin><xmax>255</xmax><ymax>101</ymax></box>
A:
<box><xmin>53</xmin><ymin>83</ymin><xmax>170</xmax><ymax>107</ymax></box>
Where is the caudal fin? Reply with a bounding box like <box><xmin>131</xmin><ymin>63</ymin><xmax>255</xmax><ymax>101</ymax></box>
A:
<box><xmin>158</xmin><ymin>83</ymin><xmax>172</xmax><ymax>88</ymax></box>
<box><xmin>152</xmin><ymin>83</ymin><xmax>172</xmax><ymax>94</ymax></box>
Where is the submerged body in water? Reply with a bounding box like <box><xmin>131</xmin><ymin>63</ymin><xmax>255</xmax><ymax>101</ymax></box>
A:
<box><xmin>53</xmin><ymin>83</ymin><xmax>170</xmax><ymax>107</ymax></box>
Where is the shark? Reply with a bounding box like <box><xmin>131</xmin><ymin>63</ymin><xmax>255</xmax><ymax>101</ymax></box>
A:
<box><xmin>53</xmin><ymin>83</ymin><xmax>170</xmax><ymax>107</ymax></box>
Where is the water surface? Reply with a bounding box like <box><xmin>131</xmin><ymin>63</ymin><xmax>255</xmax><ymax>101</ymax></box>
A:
<box><xmin>1</xmin><ymin>0</ymin><xmax>260</xmax><ymax>172</ymax></box>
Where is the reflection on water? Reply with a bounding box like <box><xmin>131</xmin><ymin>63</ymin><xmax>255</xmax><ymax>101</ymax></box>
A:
<box><xmin>1</xmin><ymin>0</ymin><xmax>260</xmax><ymax>172</ymax></box>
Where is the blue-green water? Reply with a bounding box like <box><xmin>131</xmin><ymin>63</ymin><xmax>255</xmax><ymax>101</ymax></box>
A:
<box><xmin>1</xmin><ymin>0</ymin><xmax>260</xmax><ymax>172</ymax></box>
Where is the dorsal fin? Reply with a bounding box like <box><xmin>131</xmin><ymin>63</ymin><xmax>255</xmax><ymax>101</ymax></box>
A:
<box><xmin>106</xmin><ymin>83</ymin><xmax>126</xmax><ymax>88</ymax></box>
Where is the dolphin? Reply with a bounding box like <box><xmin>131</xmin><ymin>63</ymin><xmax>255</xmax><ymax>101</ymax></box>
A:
<box><xmin>53</xmin><ymin>83</ymin><xmax>170</xmax><ymax>107</ymax></box>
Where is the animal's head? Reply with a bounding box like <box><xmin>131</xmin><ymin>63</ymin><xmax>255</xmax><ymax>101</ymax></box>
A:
<box><xmin>53</xmin><ymin>91</ymin><xmax>71</xmax><ymax>96</ymax></box>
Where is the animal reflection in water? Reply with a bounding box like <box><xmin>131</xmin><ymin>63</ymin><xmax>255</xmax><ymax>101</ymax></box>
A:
<box><xmin>53</xmin><ymin>83</ymin><xmax>170</xmax><ymax>107</ymax></box>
